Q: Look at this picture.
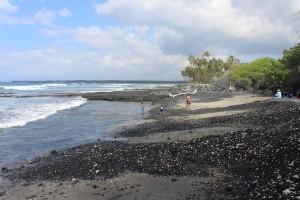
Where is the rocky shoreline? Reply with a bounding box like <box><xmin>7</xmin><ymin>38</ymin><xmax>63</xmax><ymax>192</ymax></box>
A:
<box><xmin>1</xmin><ymin>91</ymin><xmax>299</xmax><ymax>200</ymax></box>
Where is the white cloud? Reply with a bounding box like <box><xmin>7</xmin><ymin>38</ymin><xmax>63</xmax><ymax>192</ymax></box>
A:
<box><xmin>2</xmin><ymin>1</ymin><xmax>300</xmax><ymax>81</ymax></box>
<box><xmin>0</xmin><ymin>1</ymin><xmax>71</xmax><ymax>26</ymax></box>
<box><xmin>74</xmin><ymin>26</ymin><xmax>186</xmax><ymax>78</ymax></box>
<box><xmin>0</xmin><ymin>7</ymin><xmax>56</xmax><ymax>26</ymax></box>
<box><xmin>0</xmin><ymin>0</ymin><xmax>18</xmax><ymax>13</ymax></box>
<box><xmin>58</xmin><ymin>8</ymin><xmax>72</xmax><ymax>18</ymax></box>
<box><xmin>23</xmin><ymin>8</ymin><xmax>56</xmax><ymax>26</ymax></box>
<box><xmin>0</xmin><ymin>34</ymin><xmax>186</xmax><ymax>80</ymax></box>
<box><xmin>95</xmin><ymin>0</ymin><xmax>300</xmax><ymax>56</ymax></box>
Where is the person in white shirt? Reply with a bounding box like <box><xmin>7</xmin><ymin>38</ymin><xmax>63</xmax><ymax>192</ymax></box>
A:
<box><xmin>275</xmin><ymin>89</ymin><xmax>282</xmax><ymax>99</ymax></box>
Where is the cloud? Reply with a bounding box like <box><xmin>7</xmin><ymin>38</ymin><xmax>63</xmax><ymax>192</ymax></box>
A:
<box><xmin>58</xmin><ymin>8</ymin><xmax>72</xmax><ymax>18</ymax></box>
<box><xmin>24</xmin><ymin>8</ymin><xmax>56</xmax><ymax>26</ymax></box>
<box><xmin>0</xmin><ymin>1</ymin><xmax>71</xmax><ymax>26</ymax></box>
<box><xmin>0</xmin><ymin>33</ymin><xmax>186</xmax><ymax>80</ymax></box>
<box><xmin>1</xmin><ymin>0</ymin><xmax>300</xmax><ymax>81</ymax></box>
<box><xmin>95</xmin><ymin>0</ymin><xmax>300</xmax><ymax>57</ymax></box>
<box><xmin>0</xmin><ymin>0</ymin><xmax>18</xmax><ymax>13</ymax></box>
<box><xmin>74</xmin><ymin>26</ymin><xmax>186</xmax><ymax>78</ymax></box>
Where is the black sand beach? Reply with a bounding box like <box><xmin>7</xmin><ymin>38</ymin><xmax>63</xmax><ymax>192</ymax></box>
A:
<box><xmin>0</xmin><ymin>90</ymin><xmax>299</xmax><ymax>200</ymax></box>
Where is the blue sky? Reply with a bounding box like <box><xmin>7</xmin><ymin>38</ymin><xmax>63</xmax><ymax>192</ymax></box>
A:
<box><xmin>0</xmin><ymin>0</ymin><xmax>299</xmax><ymax>81</ymax></box>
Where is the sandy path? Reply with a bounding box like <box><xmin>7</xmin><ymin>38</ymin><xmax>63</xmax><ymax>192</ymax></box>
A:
<box><xmin>168</xmin><ymin>109</ymin><xmax>250</xmax><ymax>121</ymax></box>
<box><xmin>176</xmin><ymin>94</ymin><xmax>270</xmax><ymax>110</ymax></box>
<box><xmin>125</xmin><ymin>126</ymin><xmax>242</xmax><ymax>143</ymax></box>
<box><xmin>0</xmin><ymin>173</ymin><xmax>213</xmax><ymax>200</ymax></box>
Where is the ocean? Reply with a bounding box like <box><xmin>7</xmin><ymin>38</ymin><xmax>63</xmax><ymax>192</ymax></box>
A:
<box><xmin>0</xmin><ymin>81</ymin><xmax>176</xmax><ymax>167</ymax></box>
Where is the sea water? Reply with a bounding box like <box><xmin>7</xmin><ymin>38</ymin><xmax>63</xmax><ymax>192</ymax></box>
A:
<box><xmin>0</xmin><ymin>81</ymin><xmax>175</xmax><ymax>167</ymax></box>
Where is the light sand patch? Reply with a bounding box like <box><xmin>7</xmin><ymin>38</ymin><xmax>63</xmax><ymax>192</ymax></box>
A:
<box><xmin>0</xmin><ymin>173</ymin><xmax>211</xmax><ymax>200</ymax></box>
<box><xmin>169</xmin><ymin>110</ymin><xmax>250</xmax><ymax>121</ymax></box>
<box><xmin>125</xmin><ymin>126</ymin><xmax>242</xmax><ymax>143</ymax></box>
<box><xmin>176</xmin><ymin>94</ymin><xmax>270</xmax><ymax>110</ymax></box>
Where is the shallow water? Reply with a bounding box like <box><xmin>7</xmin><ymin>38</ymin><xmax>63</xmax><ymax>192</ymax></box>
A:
<box><xmin>0</xmin><ymin>81</ymin><xmax>170</xmax><ymax>168</ymax></box>
<box><xmin>0</xmin><ymin>101</ymin><xmax>153</xmax><ymax>168</ymax></box>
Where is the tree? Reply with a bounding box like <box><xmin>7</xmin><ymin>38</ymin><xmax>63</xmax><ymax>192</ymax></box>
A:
<box><xmin>230</xmin><ymin>57</ymin><xmax>289</xmax><ymax>91</ymax></box>
<box><xmin>181</xmin><ymin>52</ymin><xmax>238</xmax><ymax>83</ymax></box>
<box><xmin>280</xmin><ymin>43</ymin><xmax>300</xmax><ymax>93</ymax></box>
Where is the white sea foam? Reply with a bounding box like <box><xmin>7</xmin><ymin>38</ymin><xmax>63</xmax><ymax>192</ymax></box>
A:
<box><xmin>0</xmin><ymin>83</ymin><xmax>67</xmax><ymax>91</ymax></box>
<box><xmin>0</xmin><ymin>97</ymin><xmax>87</xmax><ymax>129</ymax></box>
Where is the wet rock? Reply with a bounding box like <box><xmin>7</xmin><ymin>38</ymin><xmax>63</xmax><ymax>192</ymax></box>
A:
<box><xmin>171</xmin><ymin>178</ymin><xmax>178</xmax><ymax>182</ymax></box>
<box><xmin>0</xmin><ymin>190</ymin><xmax>6</xmax><ymax>197</ymax></box>
<box><xmin>50</xmin><ymin>150</ymin><xmax>58</xmax><ymax>155</ymax></box>
<box><xmin>28</xmin><ymin>158</ymin><xmax>41</xmax><ymax>164</ymax></box>
<box><xmin>92</xmin><ymin>185</ymin><xmax>99</xmax><ymax>189</ymax></box>
<box><xmin>1</xmin><ymin>167</ymin><xmax>7</xmax><ymax>172</ymax></box>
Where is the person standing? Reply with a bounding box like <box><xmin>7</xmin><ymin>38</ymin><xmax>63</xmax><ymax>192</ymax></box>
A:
<box><xmin>160</xmin><ymin>105</ymin><xmax>164</xmax><ymax>115</ymax></box>
<box><xmin>140</xmin><ymin>98</ymin><xmax>144</xmax><ymax>113</ymax></box>
<box><xmin>275</xmin><ymin>89</ymin><xmax>282</xmax><ymax>99</ymax></box>
<box><xmin>186</xmin><ymin>94</ymin><xmax>192</xmax><ymax>110</ymax></box>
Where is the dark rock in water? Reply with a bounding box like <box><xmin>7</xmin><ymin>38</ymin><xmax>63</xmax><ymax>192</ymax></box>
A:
<box><xmin>0</xmin><ymin>190</ymin><xmax>6</xmax><ymax>197</ymax></box>
<box><xmin>171</xmin><ymin>178</ymin><xmax>178</xmax><ymax>182</ymax></box>
<box><xmin>28</xmin><ymin>158</ymin><xmax>41</xmax><ymax>164</ymax></box>
<box><xmin>22</xmin><ymin>182</ymin><xmax>30</xmax><ymax>187</ymax></box>
<box><xmin>81</xmin><ymin>89</ymin><xmax>169</xmax><ymax>102</ymax></box>
<box><xmin>50</xmin><ymin>150</ymin><xmax>58</xmax><ymax>155</ymax></box>
<box><xmin>1</xmin><ymin>167</ymin><xmax>7</xmax><ymax>172</ymax></box>
<box><xmin>92</xmin><ymin>185</ymin><xmax>99</xmax><ymax>189</ymax></box>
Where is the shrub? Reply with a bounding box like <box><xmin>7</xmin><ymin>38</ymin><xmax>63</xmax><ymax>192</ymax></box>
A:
<box><xmin>213</xmin><ymin>73</ymin><xmax>231</xmax><ymax>90</ymax></box>
<box><xmin>230</xmin><ymin>58</ymin><xmax>289</xmax><ymax>91</ymax></box>
<box><xmin>234</xmin><ymin>78</ymin><xmax>252</xmax><ymax>90</ymax></box>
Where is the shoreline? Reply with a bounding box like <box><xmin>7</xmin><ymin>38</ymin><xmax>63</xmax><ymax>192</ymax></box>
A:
<box><xmin>1</xmin><ymin>89</ymin><xmax>299</xmax><ymax>199</ymax></box>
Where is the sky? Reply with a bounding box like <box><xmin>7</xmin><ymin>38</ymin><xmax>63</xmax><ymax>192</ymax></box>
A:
<box><xmin>0</xmin><ymin>0</ymin><xmax>299</xmax><ymax>81</ymax></box>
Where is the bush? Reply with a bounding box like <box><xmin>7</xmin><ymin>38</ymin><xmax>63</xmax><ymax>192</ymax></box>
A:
<box><xmin>230</xmin><ymin>58</ymin><xmax>289</xmax><ymax>91</ymax></box>
<box><xmin>234</xmin><ymin>78</ymin><xmax>252</xmax><ymax>90</ymax></box>
<box><xmin>213</xmin><ymin>73</ymin><xmax>231</xmax><ymax>90</ymax></box>
<box><xmin>280</xmin><ymin>43</ymin><xmax>300</xmax><ymax>93</ymax></box>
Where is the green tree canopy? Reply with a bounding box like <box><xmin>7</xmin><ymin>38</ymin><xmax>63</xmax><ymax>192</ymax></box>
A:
<box><xmin>181</xmin><ymin>52</ymin><xmax>239</xmax><ymax>83</ymax></box>
<box><xmin>280</xmin><ymin>43</ymin><xmax>300</xmax><ymax>92</ymax></box>
<box><xmin>230</xmin><ymin>57</ymin><xmax>289</xmax><ymax>91</ymax></box>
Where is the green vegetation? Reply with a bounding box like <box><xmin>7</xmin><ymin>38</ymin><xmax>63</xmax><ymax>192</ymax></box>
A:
<box><xmin>280</xmin><ymin>43</ymin><xmax>300</xmax><ymax>93</ymax></box>
<box><xmin>181</xmin><ymin>52</ymin><xmax>239</xmax><ymax>83</ymax></box>
<box><xmin>229</xmin><ymin>58</ymin><xmax>289</xmax><ymax>91</ymax></box>
<box><xmin>182</xmin><ymin>44</ymin><xmax>300</xmax><ymax>94</ymax></box>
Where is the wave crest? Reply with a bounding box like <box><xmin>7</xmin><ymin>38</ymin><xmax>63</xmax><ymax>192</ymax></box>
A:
<box><xmin>0</xmin><ymin>97</ymin><xmax>87</xmax><ymax>129</ymax></box>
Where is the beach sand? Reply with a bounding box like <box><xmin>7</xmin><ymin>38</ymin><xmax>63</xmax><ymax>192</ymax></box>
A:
<box><xmin>176</xmin><ymin>94</ymin><xmax>270</xmax><ymax>110</ymax></box>
<box><xmin>1</xmin><ymin>173</ymin><xmax>214</xmax><ymax>200</ymax></box>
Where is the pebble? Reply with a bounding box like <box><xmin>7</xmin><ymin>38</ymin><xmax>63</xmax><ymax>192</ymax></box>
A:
<box><xmin>282</xmin><ymin>189</ymin><xmax>291</xmax><ymax>196</ymax></box>
<box><xmin>71</xmin><ymin>178</ymin><xmax>79</xmax><ymax>184</ymax></box>
<box><xmin>293</xmin><ymin>175</ymin><xmax>299</xmax><ymax>179</ymax></box>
